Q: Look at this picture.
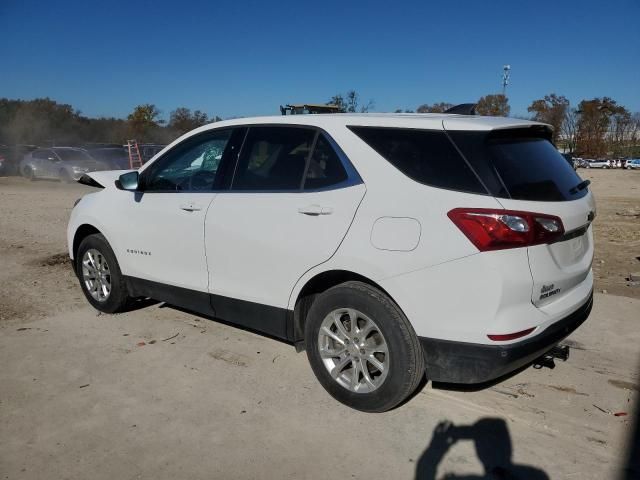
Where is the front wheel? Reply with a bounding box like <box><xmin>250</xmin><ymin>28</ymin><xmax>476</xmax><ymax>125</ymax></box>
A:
<box><xmin>304</xmin><ymin>281</ymin><xmax>425</xmax><ymax>412</ymax></box>
<box><xmin>76</xmin><ymin>233</ymin><xmax>131</xmax><ymax>313</ymax></box>
<box><xmin>23</xmin><ymin>166</ymin><xmax>35</xmax><ymax>180</ymax></box>
<box><xmin>59</xmin><ymin>169</ymin><xmax>73</xmax><ymax>183</ymax></box>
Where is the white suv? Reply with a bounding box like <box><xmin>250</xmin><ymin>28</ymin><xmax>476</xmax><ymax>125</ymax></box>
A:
<box><xmin>68</xmin><ymin>113</ymin><xmax>595</xmax><ymax>412</ymax></box>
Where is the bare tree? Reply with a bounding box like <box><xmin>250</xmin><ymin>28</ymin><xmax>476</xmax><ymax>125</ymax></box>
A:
<box><xmin>575</xmin><ymin>97</ymin><xmax>624</xmax><ymax>156</ymax></box>
<box><xmin>561</xmin><ymin>108</ymin><xmax>579</xmax><ymax>154</ymax></box>
<box><xmin>527</xmin><ymin>94</ymin><xmax>569</xmax><ymax>143</ymax></box>
<box><xmin>328</xmin><ymin>90</ymin><xmax>374</xmax><ymax>113</ymax></box>
<box><xmin>608</xmin><ymin>107</ymin><xmax>634</xmax><ymax>156</ymax></box>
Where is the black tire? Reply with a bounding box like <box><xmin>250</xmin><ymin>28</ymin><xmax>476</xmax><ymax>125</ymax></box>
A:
<box><xmin>23</xmin><ymin>166</ymin><xmax>35</xmax><ymax>180</ymax></box>
<box><xmin>59</xmin><ymin>169</ymin><xmax>73</xmax><ymax>183</ymax></box>
<box><xmin>304</xmin><ymin>281</ymin><xmax>425</xmax><ymax>412</ymax></box>
<box><xmin>76</xmin><ymin>233</ymin><xmax>130</xmax><ymax>313</ymax></box>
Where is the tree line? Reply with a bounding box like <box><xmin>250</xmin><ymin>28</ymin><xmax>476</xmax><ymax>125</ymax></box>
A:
<box><xmin>1</xmin><ymin>93</ymin><xmax>638</xmax><ymax>157</ymax></box>
<box><xmin>410</xmin><ymin>93</ymin><xmax>640</xmax><ymax>157</ymax></box>
<box><xmin>0</xmin><ymin>98</ymin><xmax>221</xmax><ymax>147</ymax></box>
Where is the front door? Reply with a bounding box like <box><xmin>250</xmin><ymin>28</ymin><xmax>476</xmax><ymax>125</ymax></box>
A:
<box><xmin>114</xmin><ymin>128</ymin><xmax>234</xmax><ymax>294</ymax></box>
<box><xmin>205</xmin><ymin>126</ymin><xmax>365</xmax><ymax>336</ymax></box>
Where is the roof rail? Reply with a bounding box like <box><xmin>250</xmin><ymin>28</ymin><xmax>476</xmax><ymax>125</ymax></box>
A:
<box><xmin>444</xmin><ymin>103</ymin><xmax>477</xmax><ymax>115</ymax></box>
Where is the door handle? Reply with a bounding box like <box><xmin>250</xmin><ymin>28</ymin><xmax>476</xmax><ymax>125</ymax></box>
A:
<box><xmin>180</xmin><ymin>203</ymin><xmax>202</xmax><ymax>212</ymax></box>
<box><xmin>298</xmin><ymin>205</ymin><xmax>333</xmax><ymax>216</ymax></box>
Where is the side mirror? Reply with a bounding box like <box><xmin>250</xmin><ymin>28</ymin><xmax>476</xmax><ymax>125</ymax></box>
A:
<box><xmin>115</xmin><ymin>171</ymin><xmax>139</xmax><ymax>191</ymax></box>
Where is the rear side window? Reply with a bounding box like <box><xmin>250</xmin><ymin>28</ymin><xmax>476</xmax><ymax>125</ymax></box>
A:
<box><xmin>55</xmin><ymin>149</ymin><xmax>92</xmax><ymax>162</ymax></box>
<box><xmin>348</xmin><ymin>127</ymin><xmax>486</xmax><ymax>194</ymax></box>
<box><xmin>232</xmin><ymin>127</ymin><xmax>315</xmax><ymax>191</ymax></box>
<box><xmin>448</xmin><ymin>129</ymin><xmax>587</xmax><ymax>202</ymax></box>
<box><xmin>303</xmin><ymin>135</ymin><xmax>348</xmax><ymax>190</ymax></box>
<box><xmin>34</xmin><ymin>150</ymin><xmax>53</xmax><ymax>160</ymax></box>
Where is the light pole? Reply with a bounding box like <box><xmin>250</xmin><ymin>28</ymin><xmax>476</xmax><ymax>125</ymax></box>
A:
<box><xmin>502</xmin><ymin>65</ymin><xmax>511</xmax><ymax>96</ymax></box>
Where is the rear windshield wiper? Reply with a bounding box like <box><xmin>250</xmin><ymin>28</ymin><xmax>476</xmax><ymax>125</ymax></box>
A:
<box><xmin>569</xmin><ymin>179</ymin><xmax>590</xmax><ymax>194</ymax></box>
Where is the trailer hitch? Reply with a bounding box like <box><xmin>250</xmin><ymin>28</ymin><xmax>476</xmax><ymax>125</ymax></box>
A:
<box><xmin>533</xmin><ymin>344</ymin><xmax>570</xmax><ymax>370</ymax></box>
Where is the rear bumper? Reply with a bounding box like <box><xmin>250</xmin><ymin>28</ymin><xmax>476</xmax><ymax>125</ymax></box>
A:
<box><xmin>419</xmin><ymin>291</ymin><xmax>593</xmax><ymax>384</ymax></box>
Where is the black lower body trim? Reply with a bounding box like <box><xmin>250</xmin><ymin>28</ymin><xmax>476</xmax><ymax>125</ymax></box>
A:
<box><xmin>124</xmin><ymin>276</ymin><xmax>291</xmax><ymax>341</ymax></box>
<box><xmin>419</xmin><ymin>292</ymin><xmax>593</xmax><ymax>384</ymax></box>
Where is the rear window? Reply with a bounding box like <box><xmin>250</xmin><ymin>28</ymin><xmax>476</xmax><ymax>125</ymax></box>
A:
<box><xmin>448</xmin><ymin>129</ymin><xmax>587</xmax><ymax>202</ymax></box>
<box><xmin>349</xmin><ymin>127</ymin><xmax>486</xmax><ymax>194</ymax></box>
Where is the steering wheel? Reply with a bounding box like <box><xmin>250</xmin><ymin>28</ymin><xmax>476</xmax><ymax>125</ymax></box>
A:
<box><xmin>189</xmin><ymin>170</ymin><xmax>216</xmax><ymax>191</ymax></box>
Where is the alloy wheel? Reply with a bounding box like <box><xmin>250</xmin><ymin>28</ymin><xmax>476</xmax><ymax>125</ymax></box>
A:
<box><xmin>318</xmin><ymin>308</ymin><xmax>389</xmax><ymax>393</ymax></box>
<box><xmin>81</xmin><ymin>248</ymin><xmax>111</xmax><ymax>302</ymax></box>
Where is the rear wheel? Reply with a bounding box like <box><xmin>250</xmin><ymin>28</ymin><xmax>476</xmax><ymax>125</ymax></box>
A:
<box><xmin>23</xmin><ymin>166</ymin><xmax>35</xmax><ymax>180</ymax></box>
<box><xmin>304</xmin><ymin>281</ymin><xmax>425</xmax><ymax>412</ymax></box>
<box><xmin>76</xmin><ymin>234</ymin><xmax>130</xmax><ymax>313</ymax></box>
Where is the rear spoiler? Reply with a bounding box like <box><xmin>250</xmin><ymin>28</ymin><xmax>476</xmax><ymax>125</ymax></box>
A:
<box><xmin>444</xmin><ymin>103</ymin><xmax>477</xmax><ymax>115</ymax></box>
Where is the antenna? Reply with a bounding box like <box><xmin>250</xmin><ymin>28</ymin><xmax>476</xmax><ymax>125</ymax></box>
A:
<box><xmin>502</xmin><ymin>65</ymin><xmax>511</xmax><ymax>96</ymax></box>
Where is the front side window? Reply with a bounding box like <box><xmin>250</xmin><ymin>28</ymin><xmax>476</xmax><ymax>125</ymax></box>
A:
<box><xmin>232</xmin><ymin>126</ymin><xmax>315</xmax><ymax>191</ymax></box>
<box><xmin>33</xmin><ymin>150</ymin><xmax>52</xmax><ymax>160</ymax></box>
<box><xmin>143</xmin><ymin>130</ymin><xmax>232</xmax><ymax>192</ymax></box>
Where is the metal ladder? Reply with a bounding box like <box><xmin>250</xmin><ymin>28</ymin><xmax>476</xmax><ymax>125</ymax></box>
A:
<box><xmin>126</xmin><ymin>140</ymin><xmax>143</xmax><ymax>169</ymax></box>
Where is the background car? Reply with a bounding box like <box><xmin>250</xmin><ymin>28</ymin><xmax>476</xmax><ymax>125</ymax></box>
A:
<box><xmin>140</xmin><ymin>144</ymin><xmax>166</xmax><ymax>163</ymax></box>
<box><xmin>586</xmin><ymin>159</ymin><xmax>610</xmax><ymax>168</ymax></box>
<box><xmin>0</xmin><ymin>144</ymin><xmax>38</xmax><ymax>175</ymax></box>
<box><xmin>0</xmin><ymin>145</ymin><xmax>9</xmax><ymax>175</ymax></box>
<box><xmin>85</xmin><ymin>146</ymin><xmax>130</xmax><ymax>169</ymax></box>
<box><xmin>626</xmin><ymin>159</ymin><xmax>640</xmax><ymax>170</ymax></box>
<box><xmin>20</xmin><ymin>147</ymin><xmax>108</xmax><ymax>181</ymax></box>
<box><xmin>561</xmin><ymin>153</ymin><xmax>577</xmax><ymax>170</ymax></box>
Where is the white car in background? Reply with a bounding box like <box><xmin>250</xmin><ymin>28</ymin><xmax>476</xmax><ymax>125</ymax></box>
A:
<box><xmin>20</xmin><ymin>147</ymin><xmax>108</xmax><ymax>181</ymax></box>
<box><xmin>67</xmin><ymin>113</ymin><xmax>595</xmax><ymax>412</ymax></box>
<box><xmin>586</xmin><ymin>159</ymin><xmax>610</xmax><ymax>168</ymax></box>
<box><xmin>626</xmin><ymin>159</ymin><xmax>640</xmax><ymax>169</ymax></box>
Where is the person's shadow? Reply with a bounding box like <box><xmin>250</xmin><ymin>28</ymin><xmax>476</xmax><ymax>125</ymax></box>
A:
<box><xmin>415</xmin><ymin>418</ymin><xmax>549</xmax><ymax>480</ymax></box>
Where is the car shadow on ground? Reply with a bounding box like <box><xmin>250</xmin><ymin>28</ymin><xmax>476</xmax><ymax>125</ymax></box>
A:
<box><xmin>622</xmin><ymin>363</ymin><xmax>640</xmax><ymax>479</ymax></box>
<box><xmin>415</xmin><ymin>418</ymin><xmax>549</xmax><ymax>480</ymax></box>
<box><xmin>122</xmin><ymin>297</ymin><xmax>160</xmax><ymax>312</ymax></box>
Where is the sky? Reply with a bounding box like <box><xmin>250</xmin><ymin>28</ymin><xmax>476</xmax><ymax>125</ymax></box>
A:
<box><xmin>1</xmin><ymin>0</ymin><xmax>638</xmax><ymax>121</ymax></box>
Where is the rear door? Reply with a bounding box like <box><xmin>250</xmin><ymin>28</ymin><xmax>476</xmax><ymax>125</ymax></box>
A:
<box><xmin>204</xmin><ymin>126</ymin><xmax>365</xmax><ymax>333</ymax></box>
<box><xmin>42</xmin><ymin>149</ymin><xmax>61</xmax><ymax>178</ymax></box>
<box><xmin>446</xmin><ymin>127</ymin><xmax>595</xmax><ymax>309</ymax></box>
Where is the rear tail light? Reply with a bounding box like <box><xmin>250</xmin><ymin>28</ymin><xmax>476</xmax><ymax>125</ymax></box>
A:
<box><xmin>448</xmin><ymin>208</ymin><xmax>564</xmax><ymax>251</ymax></box>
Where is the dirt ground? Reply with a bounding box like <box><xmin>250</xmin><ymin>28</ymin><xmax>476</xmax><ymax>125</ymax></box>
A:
<box><xmin>0</xmin><ymin>171</ymin><xmax>639</xmax><ymax>479</ymax></box>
